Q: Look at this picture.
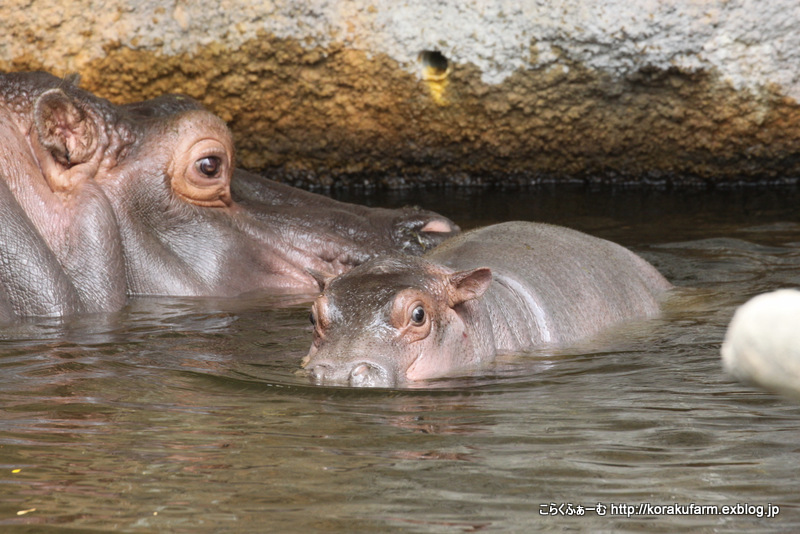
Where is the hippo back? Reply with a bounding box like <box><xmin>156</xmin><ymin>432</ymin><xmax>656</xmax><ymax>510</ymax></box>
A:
<box><xmin>427</xmin><ymin>221</ymin><xmax>671</xmax><ymax>349</ymax></box>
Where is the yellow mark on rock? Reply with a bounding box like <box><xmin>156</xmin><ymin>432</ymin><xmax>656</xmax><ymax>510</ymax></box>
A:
<box><xmin>419</xmin><ymin>50</ymin><xmax>451</xmax><ymax>106</ymax></box>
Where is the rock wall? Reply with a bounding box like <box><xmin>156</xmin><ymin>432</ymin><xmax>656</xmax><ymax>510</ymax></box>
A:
<box><xmin>3</xmin><ymin>0</ymin><xmax>800</xmax><ymax>187</ymax></box>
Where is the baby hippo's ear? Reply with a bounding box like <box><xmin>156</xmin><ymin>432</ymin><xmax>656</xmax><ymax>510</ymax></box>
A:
<box><xmin>306</xmin><ymin>267</ymin><xmax>336</xmax><ymax>292</ymax></box>
<box><xmin>447</xmin><ymin>267</ymin><xmax>492</xmax><ymax>306</ymax></box>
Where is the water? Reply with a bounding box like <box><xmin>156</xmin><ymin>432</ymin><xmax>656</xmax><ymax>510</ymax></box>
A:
<box><xmin>1</xmin><ymin>186</ymin><xmax>800</xmax><ymax>533</ymax></box>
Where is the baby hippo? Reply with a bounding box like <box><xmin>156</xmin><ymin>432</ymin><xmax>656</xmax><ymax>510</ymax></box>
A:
<box><xmin>302</xmin><ymin>221</ymin><xmax>672</xmax><ymax>387</ymax></box>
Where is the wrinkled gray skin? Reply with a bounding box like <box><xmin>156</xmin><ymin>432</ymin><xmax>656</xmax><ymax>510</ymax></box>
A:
<box><xmin>303</xmin><ymin>221</ymin><xmax>672</xmax><ymax>387</ymax></box>
<box><xmin>721</xmin><ymin>289</ymin><xmax>800</xmax><ymax>399</ymax></box>
<box><xmin>0</xmin><ymin>71</ymin><xmax>458</xmax><ymax>320</ymax></box>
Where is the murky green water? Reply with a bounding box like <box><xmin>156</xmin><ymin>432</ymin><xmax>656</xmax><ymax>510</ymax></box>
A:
<box><xmin>2</xmin><ymin>186</ymin><xmax>799</xmax><ymax>532</ymax></box>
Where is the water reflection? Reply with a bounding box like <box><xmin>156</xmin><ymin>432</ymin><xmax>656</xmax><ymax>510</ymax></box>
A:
<box><xmin>2</xmin><ymin>186</ymin><xmax>800</xmax><ymax>532</ymax></box>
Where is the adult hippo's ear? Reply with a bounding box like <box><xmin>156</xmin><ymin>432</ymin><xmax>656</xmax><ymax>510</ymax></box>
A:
<box><xmin>167</xmin><ymin>111</ymin><xmax>234</xmax><ymax>208</ymax></box>
<box><xmin>447</xmin><ymin>267</ymin><xmax>493</xmax><ymax>307</ymax></box>
<box><xmin>32</xmin><ymin>89</ymin><xmax>104</xmax><ymax>193</ymax></box>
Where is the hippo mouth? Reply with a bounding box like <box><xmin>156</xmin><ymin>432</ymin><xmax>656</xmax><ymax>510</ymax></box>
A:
<box><xmin>402</xmin><ymin>347</ymin><xmax>431</xmax><ymax>383</ymax></box>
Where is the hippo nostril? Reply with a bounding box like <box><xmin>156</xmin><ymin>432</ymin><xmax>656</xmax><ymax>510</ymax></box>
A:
<box><xmin>307</xmin><ymin>363</ymin><xmax>330</xmax><ymax>384</ymax></box>
<box><xmin>348</xmin><ymin>362</ymin><xmax>392</xmax><ymax>388</ymax></box>
<box><xmin>350</xmin><ymin>363</ymin><xmax>370</xmax><ymax>379</ymax></box>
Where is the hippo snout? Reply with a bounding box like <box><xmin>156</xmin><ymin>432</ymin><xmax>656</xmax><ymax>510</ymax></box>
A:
<box><xmin>306</xmin><ymin>359</ymin><xmax>396</xmax><ymax>388</ymax></box>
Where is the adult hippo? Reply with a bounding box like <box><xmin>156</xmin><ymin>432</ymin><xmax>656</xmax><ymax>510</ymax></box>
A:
<box><xmin>722</xmin><ymin>289</ymin><xmax>800</xmax><ymax>398</ymax></box>
<box><xmin>0</xmin><ymin>71</ymin><xmax>457</xmax><ymax>319</ymax></box>
<box><xmin>302</xmin><ymin>221</ymin><xmax>672</xmax><ymax>387</ymax></box>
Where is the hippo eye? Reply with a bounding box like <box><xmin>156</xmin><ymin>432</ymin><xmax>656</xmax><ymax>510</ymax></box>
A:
<box><xmin>195</xmin><ymin>156</ymin><xmax>222</xmax><ymax>177</ymax></box>
<box><xmin>410</xmin><ymin>305</ymin><xmax>425</xmax><ymax>325</ymax></box>
<box><xmin>309</xmin><ymin>311</ymin><xmax>316</xmax><ymax>327</ymax></box>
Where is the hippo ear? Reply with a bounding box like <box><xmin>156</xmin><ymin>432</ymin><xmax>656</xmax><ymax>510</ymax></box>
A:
<box><xmin>306</xmin><ymin>268</ymin><xmax>336</xmax><ymax>292</ymax></box>
<box><xmin>448</xmin><ymin>267</ymin><xmax>492</xmax><ymax>306</ymax></box>
<box><xmin>34</xmin><ymin>89</ymin><xmax>97</xmax><ymax>168</ymax></box>
<box><xmin>63</xmin><ymin>72</ymin><xmax>81</xmax><ymax>87</ymax></box>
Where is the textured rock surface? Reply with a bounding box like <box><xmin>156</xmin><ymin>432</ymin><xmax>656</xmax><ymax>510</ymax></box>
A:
<box><xmin>4</xmin><ymin>0</ymin><xmax>800</xmax><ymax>186</ymax></box>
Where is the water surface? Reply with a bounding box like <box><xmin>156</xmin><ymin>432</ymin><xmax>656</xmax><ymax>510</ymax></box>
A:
<box><xmin>2</xmin><ymin>186</ymin><xmax>799</xmax><ymax>532</ymax></box>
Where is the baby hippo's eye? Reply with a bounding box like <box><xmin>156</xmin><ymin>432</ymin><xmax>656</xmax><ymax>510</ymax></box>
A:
<box><xmin>410</xmin><ymin>305</ymin><xmax>425</xmax><ymax>325</ymax></box>
<box><xmin>309</xmin><ymin>311</ymin><xmax>317</xmax><ymax>327</ymax></box>
<box><xmin>196</xmin><ymin>156</ymin><xmax>222</xmax><ymax>177</ymax></box>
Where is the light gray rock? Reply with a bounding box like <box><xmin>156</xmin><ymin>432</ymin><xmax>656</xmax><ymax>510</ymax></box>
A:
<box><xmin>3</xmin><ymin>1</ymin><xmax>798</xmax><ymax>97</ymax></box>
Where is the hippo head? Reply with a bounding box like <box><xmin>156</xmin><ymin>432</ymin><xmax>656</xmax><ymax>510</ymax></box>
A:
<box><xmin>102</xmin><ymin>88</ymin><xmax>459</xmax><ymax>296</ymax></box>
<box><xmin>301</xmin><ymin>256</ymin><xmax>494</xmax><ymax>387</ymax></box>
<box><xmin>0</xmin><ymin>72</ymin><xmax>458</xmax><ymax>317</ymax></box>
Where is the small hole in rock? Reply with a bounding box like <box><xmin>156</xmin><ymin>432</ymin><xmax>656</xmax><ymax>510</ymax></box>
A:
<box><xmin>419</xmin><ymin>50</ymin><xmax>449</xmax><ymax>80</ymax></box>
